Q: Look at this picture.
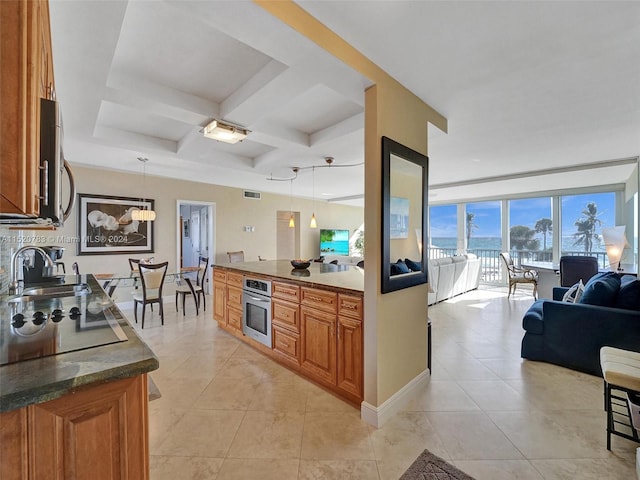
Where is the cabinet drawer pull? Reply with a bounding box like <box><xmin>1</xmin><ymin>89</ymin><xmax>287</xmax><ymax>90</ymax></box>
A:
<box><xmin>307</xmin><ymin>295</ymin><xmax>323</xmax><ymax>302</ymax></box>
<box><xmin>280</xmin><ymin>341</ymin><xmax>289</xmax><ymax>348</ymax></box>
<box><xmin>342</xmin><ymin>304</ymin><xmax>357</xmax><ymax>310</ymax></box>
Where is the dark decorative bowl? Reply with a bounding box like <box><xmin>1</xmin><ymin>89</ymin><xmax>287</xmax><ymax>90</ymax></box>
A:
<box><xmin>290</xmin><ymin>259</ymin><xmax>311</xmax><ymax>269</ymax></box>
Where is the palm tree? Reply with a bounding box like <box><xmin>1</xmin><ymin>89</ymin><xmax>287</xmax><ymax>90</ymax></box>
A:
<box><xmin>573</xmin><ymin>202</ymin><xmax>602</xmax><ymax>252</ymax></box>
<box><xmin>510</xmin><ymin>225</ymin><xmax>539</xmax><ymax>250</ymax></box>
<box><xmin>466</xmin><ymin>212</ymin><xmax>478</xmax><ymax>247</ymax></box>
<box><xmin>534</xmin><ymin>218</ymin><xmax>553</xmax><ymax>251</ymax></box>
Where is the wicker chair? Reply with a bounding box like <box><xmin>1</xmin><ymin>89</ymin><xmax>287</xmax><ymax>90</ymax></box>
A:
<box><xmin>499</xmin><ymin>252</ymin><xmax>538</xmax><ymax>299</ymax></box>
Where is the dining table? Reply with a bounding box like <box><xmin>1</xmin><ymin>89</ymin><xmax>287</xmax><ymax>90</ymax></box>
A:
<box><xmin>94</xmin><ymin>266</ymin><xmax>200</xmax><ymax>298</ymax></box>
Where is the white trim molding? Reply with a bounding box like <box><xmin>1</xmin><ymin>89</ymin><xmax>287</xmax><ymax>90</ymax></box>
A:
<box><xmin>361</xmin><ymin>368</ymin><xmax>430</xmax><ymax>428</ymax></box>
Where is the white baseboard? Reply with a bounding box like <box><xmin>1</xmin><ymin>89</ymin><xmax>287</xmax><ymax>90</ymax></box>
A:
<box><xmin>361</xmin><ymin>368</ymin><xmax>431</xmax><ymax>428</ymax></box>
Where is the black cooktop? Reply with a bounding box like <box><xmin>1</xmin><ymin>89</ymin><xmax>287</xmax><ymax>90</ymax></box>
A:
<box><xmin>0</xmin><ymin>277</ymin><xmax>128</xmax><ymax>366</ymax></box>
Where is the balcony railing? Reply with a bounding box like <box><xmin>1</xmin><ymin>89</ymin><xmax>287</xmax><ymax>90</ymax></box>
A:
<box><xmin>428</xmin><ymin>247</ymin><xmax>610</xmax><ymax>284</ymax></box>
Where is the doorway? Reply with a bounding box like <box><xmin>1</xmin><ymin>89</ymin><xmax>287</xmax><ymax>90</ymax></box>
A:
<box><xmin>277</xmin><ymin>210</ymin><xmax>299</xmax><ymax>260</ymax></box>
<box><xmin>176</xmin><ymin>200</ymin><xmax>215</xmax><ymax>295</ymax></box>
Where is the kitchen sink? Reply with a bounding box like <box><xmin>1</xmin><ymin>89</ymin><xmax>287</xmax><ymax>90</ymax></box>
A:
<box><xmin>9</xmin><ymin>283</ymin><xmax>92</xmax><ymax>303</ymax></box>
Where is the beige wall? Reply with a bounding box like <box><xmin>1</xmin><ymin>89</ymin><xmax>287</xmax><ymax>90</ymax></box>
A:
<box><xmin>257</xmin><ymin>0</ymin><xmax>448</xmax><ymax>408</ymax></box>
<box><xmin>365</xmin><ymin>84</ymin><xmax>434</xmax><ymax>405</ymax></box>
<box><xmin>8</xmin><ymin>164</ymin><xmax>362</xmax><ymax>298</ymax></box>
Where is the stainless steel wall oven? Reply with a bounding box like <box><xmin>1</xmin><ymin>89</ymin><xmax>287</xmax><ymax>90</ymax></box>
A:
<box><xmin>242</xmin><ymin>277</ymin><xmax>272</xmax><ymax>347</ymax></box>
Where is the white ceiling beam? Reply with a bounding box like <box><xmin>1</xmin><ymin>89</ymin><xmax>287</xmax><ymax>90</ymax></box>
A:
<box><xmin>102</xmin><ymin>87</ymin><xmax>211</xmax><ymax>126</ymax></box>
<box><xmin>176</xmin><ymin>126</ymin><xmax>204</xmax><ymax>155</ymax></box>
<box><xmin>107</xmin><ymin>71</ymin><xmax>219</xmax><ymax>120</ymax></box>
<box><xmin>249</xmin><ymin>122</ymin><xmax>309</xmax><ymax>149</ymax></box>
<box><xmin>310</xmin><ymin>113</ymin><xmax>364</xmax><ymax>146</ymax></box>
<box><xmin>93</xmin><ymin>126</ymin><xmax>177</xmax><ymax>154</ymax></box>
<box><xmin>221</xmin><ymin>59</ymin><xmax>288</xmax><ymax>123</ymax></box>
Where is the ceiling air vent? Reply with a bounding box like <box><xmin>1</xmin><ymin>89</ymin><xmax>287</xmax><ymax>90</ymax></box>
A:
<box><xmin>243</xmin><ymin>190</ymin><xmax>261</xmax><ymax>200</ymax></box>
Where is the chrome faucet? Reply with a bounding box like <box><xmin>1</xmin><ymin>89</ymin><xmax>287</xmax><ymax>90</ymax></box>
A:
<box><xmin>10</xmin><ymin>246</ymin><xmax>56</xmax><ymax>295</ymax></box>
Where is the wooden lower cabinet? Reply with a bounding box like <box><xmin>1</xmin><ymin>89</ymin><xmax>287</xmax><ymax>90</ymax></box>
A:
<box><xmin>272</xmin><ymin>298</ymin><xmax>300</xmax><ymax>333</ymax></box>
<box><xmin>300</xmin><ymin>306</ymin><xmax>337</xmax><ymax>385</ymax></box>
<box><xmin>213</xmin><ymin>280</ymin><xmax>225</xmax><ymax>324</ymax></box>
<box><xmin>213</xmin><ymin>268</ymin><xmax>364</xmax><ymax>404</ymax></box>
<box><xmin>227</xmin><ymin>306</ymin><xmax>242</xmax><ymax>332</ymax></box>
<box><xmin>0</xmin><ymin>375</ymin><xmax>150</xmax><ymax>480</ymax></box>
<box><xmin>337</xmin><ymin>315</ymin><xmax>363</xmax><ymax>399</ymax></box>
<box><xmin>272</xmin><ymin>324</ymin><xmax>300</xmax><ymax>366</ymax></box>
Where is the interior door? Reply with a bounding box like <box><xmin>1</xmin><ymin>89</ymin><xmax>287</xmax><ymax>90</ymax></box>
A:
<box><xmin>190</xmin><ymin>210</ymin><xmax>200</xmax><ymax>266</ymax></box>
<box><xmin>277</xmin><ymin>210</ymin><xmax>299</xmax><ymax>260</ymax></box>
<box><xmin>199</xmin><ymin>206</ymin><xmax>209</xmax><ymax>288</ymax></box>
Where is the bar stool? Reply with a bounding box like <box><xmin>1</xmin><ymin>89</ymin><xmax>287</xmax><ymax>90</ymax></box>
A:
<box><xmin>600</xmin><ymin>346</ymin><xmax>640</xmax><ymax>450</ymax></box>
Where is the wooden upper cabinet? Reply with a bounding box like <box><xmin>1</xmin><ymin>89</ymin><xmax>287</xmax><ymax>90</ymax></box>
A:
<box><xmin>0</xmin><ymin>0</ymin><xmax>54</xmax><ymax>216</ymax></box>
<box><xmin>37</xmin><ymin>0</ymin><xmax>54</xmax><ymax>100</ymax></box>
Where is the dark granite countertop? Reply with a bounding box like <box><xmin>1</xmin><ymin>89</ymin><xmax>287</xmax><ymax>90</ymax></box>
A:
<box><xmin>215</xmin><ymin>260</ymin><xmax>364</xmax><ymax>294</ymax></box>
<box><xmin>0</xmin><ymin>274</ymin><xmax>158</xmax><ymax>412</ymax></box>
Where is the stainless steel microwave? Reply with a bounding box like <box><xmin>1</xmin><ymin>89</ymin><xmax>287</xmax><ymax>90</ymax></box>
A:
<box><xmin>0</xmin><ymin>98</ymin><xmax>75</xmax><ymax>226</ymax></box>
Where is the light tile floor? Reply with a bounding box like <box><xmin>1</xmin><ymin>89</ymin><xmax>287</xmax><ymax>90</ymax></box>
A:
<box><xmin>125</xmin><ymin>285</ymin><xmax>638</xmax><ymax>479</ymax></box>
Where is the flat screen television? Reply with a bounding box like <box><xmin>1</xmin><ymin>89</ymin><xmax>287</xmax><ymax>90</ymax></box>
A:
<box><xmin>320</xmin><ymin>229</ymin><xmax>349</xmax><ymax>256</ymax></box>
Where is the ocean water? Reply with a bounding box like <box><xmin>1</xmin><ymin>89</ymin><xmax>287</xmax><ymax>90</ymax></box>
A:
<box><xmin>320</xmin><ymin>240</ymin><xmax>349</xmax><ymax>256</ymax></box>
<box><xmin>430</xmin><ymin>236</ymin><xmax>607</xmax><ymax>253</ymax></box>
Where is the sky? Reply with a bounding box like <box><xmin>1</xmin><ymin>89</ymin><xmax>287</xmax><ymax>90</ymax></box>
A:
<box><xmin>429</xmin><ymin>192</ymin><xmax>616</xmax><ymax>239</ymax></box>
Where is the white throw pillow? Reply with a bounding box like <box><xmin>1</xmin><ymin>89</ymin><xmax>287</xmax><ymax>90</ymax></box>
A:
<box><xmin>562</xmin><ymin>280</ymin><xmax>585</xmax><ymax>303</ymax></box>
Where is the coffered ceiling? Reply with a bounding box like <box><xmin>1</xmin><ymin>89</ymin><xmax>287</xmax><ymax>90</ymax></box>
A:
<box><xmin>49</xmin><ymin>1</ymin><xmax>640</xmax><ymax>206</ymax></box>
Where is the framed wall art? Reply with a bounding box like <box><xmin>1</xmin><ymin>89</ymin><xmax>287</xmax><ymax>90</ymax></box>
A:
<box><xmin>77</xmin><ymin>194</ymin><xmax>154</xmax><ymax>255</ymax></box>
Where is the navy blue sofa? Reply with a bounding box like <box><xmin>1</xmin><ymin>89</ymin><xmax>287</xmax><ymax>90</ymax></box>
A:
<box><xmin>521</xmin><ymin>272</ymin><xmax>640</xmax><ymax>376</ymax></box>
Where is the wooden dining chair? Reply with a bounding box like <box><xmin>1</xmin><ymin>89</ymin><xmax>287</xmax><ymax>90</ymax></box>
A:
<box><xmin>227</xmin><ymin>251</ymin><xmax>244</xmax><ymax>263</ymax></box>
<box><xmin>499</xmin><ymin>252</ymin><xmax>538</xmax><ymax>299</ymax></box>
<box><xmin>133</xmin><ymin>262</ymin><xmax>168</xmax><ymax>328</ymax></box>
<box><xmin>175</xmin><ymin>256</ymin><xmax>209</xmax><ymax>316</ymax></box>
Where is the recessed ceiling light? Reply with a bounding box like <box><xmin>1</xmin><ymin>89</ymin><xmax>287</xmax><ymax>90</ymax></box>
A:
<box><xmin>202</xmin><ymin>119</ymin><xmax>249</xmax><ymax>144</ymax></box>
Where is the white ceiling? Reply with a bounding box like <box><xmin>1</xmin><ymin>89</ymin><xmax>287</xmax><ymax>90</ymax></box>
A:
<box><xmin>49</xmin><ymin>1</ymin><xmax>640</xmax><ymax>207</ymax></box>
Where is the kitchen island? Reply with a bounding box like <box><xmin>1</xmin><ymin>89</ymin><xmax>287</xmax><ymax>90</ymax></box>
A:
<box><xmin>0</xmin><ymin>274</ymin><xmax>158</xmax><ymax>480</ymax></box>
<box><xmin>213</xmin><ymin>260</ymin><xmax>364</xmax><ymax>405</ymax></box>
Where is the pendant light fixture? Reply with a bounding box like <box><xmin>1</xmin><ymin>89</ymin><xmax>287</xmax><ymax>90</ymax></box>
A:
<box><xmin>132</xmin><ymin>157</ymin><xmax>156</xmax><ymax>222</ymax></box>
<box><xmin>288</xmin><ymin>169</ymin><xmax>297</xmax><ymax>228</ymax></box>
<box><xmin>309</xmin><ymin>165</ymin><xmax>317</xmax><ymax>228</ymax></box>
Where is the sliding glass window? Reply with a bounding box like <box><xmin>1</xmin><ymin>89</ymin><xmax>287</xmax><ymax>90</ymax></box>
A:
<box><xmin>428</xmin><ymin>204</ymin><xmax>457</xmax><ymax>257</ymax></box>
<box><xmin>509</xmin><ymin>197</ymin><xmax>553</xmax><ymax>263</ymax></box>
<box><xmin>560</xmin><ymin>192</ymin><xmax>616</xmax><ymax>267</ymax></box>
<box><xmin>465</xmin><ymin>201</ymin><xmax>501</xmax><ymax>252</ymax></box>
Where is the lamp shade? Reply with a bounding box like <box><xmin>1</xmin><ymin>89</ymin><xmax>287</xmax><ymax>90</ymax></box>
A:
<box><xmin>602</xmin><ymin>226</ymin><xmax>626</xmax><ymax>270</ymax></box>
<box><xmin>132</xmin><ymin>209</ymin><xmax>156</xmax><ymax>222</ymax></box>
<box><xmin>310</xmin><ymin>213</ymin><xmax>317</xmax><ymax>229</ymax></box>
